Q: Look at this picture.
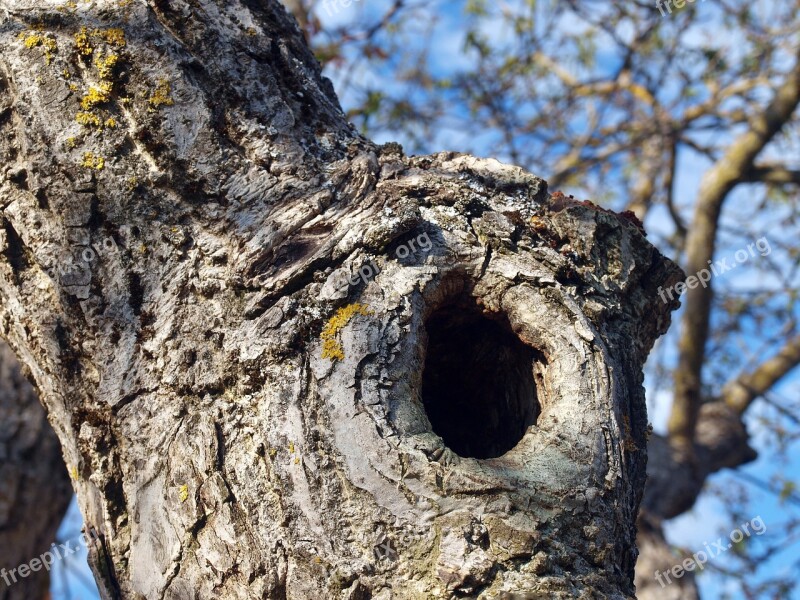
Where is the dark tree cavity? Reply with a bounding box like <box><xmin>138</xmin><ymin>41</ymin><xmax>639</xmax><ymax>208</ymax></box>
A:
<box><xmin>422</xmin><ymin>301</ymin><xmax>542</xmax><ymax>459</ymax></box>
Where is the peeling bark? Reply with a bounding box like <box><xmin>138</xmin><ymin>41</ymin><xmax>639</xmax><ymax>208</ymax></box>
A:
<box><xmin>0</xmin><ymin>1</ymin><xmax>682</xmax><ymax>598</ymax></box>
<box><xmin>0</xmin><ymin>340</ymin><xmax>72</xmax><ymax>600</ymax></box>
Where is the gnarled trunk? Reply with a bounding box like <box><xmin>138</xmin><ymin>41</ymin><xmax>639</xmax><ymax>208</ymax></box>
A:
<box><xmin>0</xmin><ymin>1</ymin><xmax>681</xmax><ymax>598</ymax></box>
<box><xmin>0</xmin><ymin>340</ymin><xmax>72</xmax><ymax>600</ymax></box>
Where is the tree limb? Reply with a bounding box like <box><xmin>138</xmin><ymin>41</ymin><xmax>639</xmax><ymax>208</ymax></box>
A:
<box><xmin>0</xmin><ymin>341</ymin><xmax>73</xmax><ymax>600</ymax></box>
<box><xmin>723</xmin><ymin>334</ymin><xmax>800</xmax><ymax>414</ymax></box>
<box><xmin>669</xmin><ymin>48</ymin><xmax>800</xmax><ymax>449</ymax></box>
<box><xmin>743</xmin><ymin>165</ymin><xmax>800</xmax><ymax>185</ymax></box>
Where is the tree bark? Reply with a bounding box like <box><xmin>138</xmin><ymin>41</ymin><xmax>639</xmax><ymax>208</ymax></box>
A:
<box><xmin>0</xmin><ymin>1</ymin><xmax>682</xmax><ymax>598</ymax></box>
<box><xmin>0</xmin><ymin>340</ymin><xmax>72</xmax><ymax>600</ymax></box>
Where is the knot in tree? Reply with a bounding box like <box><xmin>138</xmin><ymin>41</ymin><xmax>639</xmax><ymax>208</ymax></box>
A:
<box><xmin>0</xmin><ymin>1</ymin><xmax>681</xmax><ymax>598</ymax></box>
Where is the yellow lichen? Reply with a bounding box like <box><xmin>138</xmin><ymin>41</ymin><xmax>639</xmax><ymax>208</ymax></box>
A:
<box><xmin>126</xmin><ymin>176</ymin><xmax>138</xmax><ymax>190</ymax></box>
<box><xmin>69</xmin><ymin>82</ymin><xmax>79</xmax><ymax>92</ymax></box>
<box><xmin>81</xmin><ymin>152</ymin><xmax>105</xmax><ymax>170</ymax></box>
<box><xmin>21</xmin><ymin>31</ymin><xmax>58</xmax><ymax>64</ymax></box>
<box><xmin>97</xmin><ymin>28</ymin><xmax>126</xmax><ymax>47</ymax></box>
<box><xmin>68</xmin><ymin>27</ymin><xmax>128</xmax><ymax>141</ymax></box>
<box><xmin>76</xmin><ymin>111</ymin><xmax>103</xmax><ymax>128</ymax></box>
<box><xmin>69</xmin><ymin>465</ymin><xmax>79</xmax><ymax>480</ymax></box>
<box><xmin>65</xmin><ymin>137</ymin><xmax>78</xmax><ymax>149</ymax></box>
<box><xmin>148</xmin><ymin>78</ymin><xmax>175</xmax><ymax>109</ymax></box>
<box><xmin>74</xmin><ymin>27</ymin><xmax>93</xmax><ymax>55</ymax></box>
<box><xmin>94</xmin><ymin>52</ymin><xmax>120</xmax><ymax>79</ymax></box>
<box><xmin>178</xmin><ymin>484</ymin><xmax>189</xmax><ymax>503</ymax></box>
<box><xmin>288</xmin><ymin>441</ymin><xmax>295</xmax><ymax>454</ymax></box>
<box><xmin>74</xmin><ymin>27</ymin><xmax>126</xmax><ymax>56</ymax></box>
<box><xmin>321</xmin><ymin>303</ymin><xmax>373</xmax><ymax>361</ymax></box>
<box><xmin>80</xmin><ymin>81</ymin><xmax>113</xmax><ymax>110</ymax></box>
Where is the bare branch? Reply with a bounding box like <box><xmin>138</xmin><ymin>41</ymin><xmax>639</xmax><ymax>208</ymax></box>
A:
<box><xmin>723</xmin><ymin>334</ymin><xmax>800</xmax><ymax>414</ymax></box>
<box><xmin>669</xmin><ymin>48</ymin><xmax>800</xmax><ymax>449</ymax></box>
<box><xmin>744</xmin><ymin>165</ymin><xmax>800</xmax><ymax>185</ymax></box>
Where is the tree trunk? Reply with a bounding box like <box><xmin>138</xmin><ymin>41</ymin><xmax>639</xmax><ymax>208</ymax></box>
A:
<box><xmin>0</xmin><ymin>340</ymin><xmax>72</xmax><ymax>600</ymax></box>
<box><xmin>0</xmin><ymin>1</ymin><xmax>682</xmax><ymax>598</ymax></box>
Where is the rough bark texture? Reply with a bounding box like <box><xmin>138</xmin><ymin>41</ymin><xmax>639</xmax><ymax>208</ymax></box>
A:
<box><xmin>0</xmin><ymin>339</ymin><xmax>72</xmax><ymax>600</ymax></box>
<box><xmin>0</xmin><ymin>1</ymin><xmax>682</xmax><ymax>598</ymax></box>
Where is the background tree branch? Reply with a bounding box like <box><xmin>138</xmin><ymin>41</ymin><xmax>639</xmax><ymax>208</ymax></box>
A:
<box><xmin>0</xmin><ymin>340</ymin><xmax>72</xmax><ymax>600</ymax></box>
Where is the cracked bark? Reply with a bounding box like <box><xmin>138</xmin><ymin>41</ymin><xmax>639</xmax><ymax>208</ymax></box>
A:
<box><xmin>0</xmin><ymin>340</ymin><xmax>72</xmax><ymax>600</ymax></box>
<box><xmin>0</xmin><ymin>1</ymin><xmax>681</xmax><ymax>598</ymax></box>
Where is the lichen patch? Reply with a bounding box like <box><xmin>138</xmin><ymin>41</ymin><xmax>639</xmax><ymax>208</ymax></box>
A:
<box><xmin>321</xmin><ymin>303</ymin><xmax>373</xmax><ymax>361</ymax></box>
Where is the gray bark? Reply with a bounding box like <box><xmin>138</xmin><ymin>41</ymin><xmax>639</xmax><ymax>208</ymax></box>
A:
<box><xmin>0</xmin><ymin>1</ymin><xmax>681</xmax><ymax>598</ymax></box>
<box><xmin>0</xmin><ymin>340</ymin><xmax>72</xmax><ymax>600</ymax></box>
